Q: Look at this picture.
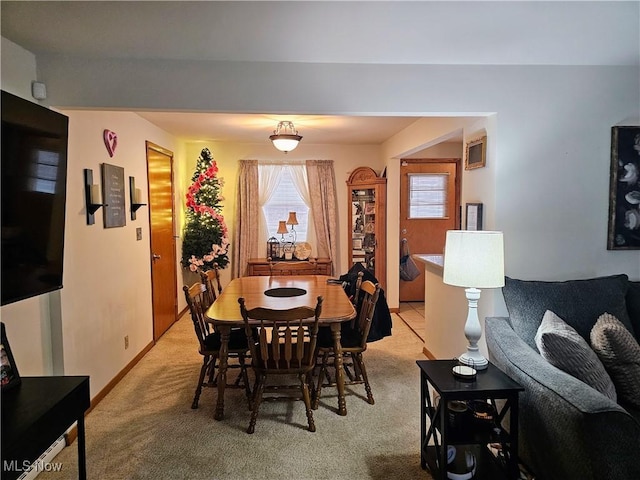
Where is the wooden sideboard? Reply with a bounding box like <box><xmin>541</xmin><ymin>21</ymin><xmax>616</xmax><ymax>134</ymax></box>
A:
<box><xmin>247</xmin><ymin>258</ymin><xmax>332</xmax><ymax>276</ymax></box>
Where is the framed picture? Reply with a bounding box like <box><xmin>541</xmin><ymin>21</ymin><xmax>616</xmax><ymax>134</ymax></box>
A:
<box><xmin>465</xmin><ymin>203</ymin><xmax>483</xmax><ymax>231</ymax></box>
<box><xmin>608</xmin><ymin>126</ymin><xmax>640</xmax><ymax>250</ymax></box>
<box><xmin>1</xmin><ymin>323</ymin><xmax>21</xmax><ymax>391</ymax></box>
<box><xmin>101</xmin><ymin>163</ymin><xmax>126</xmax><ymax>228</ymax></box>
<box><xmin>465</xmin><ymin>135</ymin><xmax>487</xmax><ymax>170</ymax></box>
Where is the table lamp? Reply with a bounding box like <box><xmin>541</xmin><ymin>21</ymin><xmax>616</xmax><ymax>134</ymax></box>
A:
<box><xmin>443</xmin><ymin>230</ymin><xmax>504</xmax><ymax>370</ymax></box>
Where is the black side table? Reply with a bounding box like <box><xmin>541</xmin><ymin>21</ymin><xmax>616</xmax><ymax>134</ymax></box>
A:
<box><xmin>2</xmin><ymin>376</ymin><xmax>90</xmax><ymax>480</ymax></box>
<box><xmin>417</xmin><ymin>359</ymin><xmax>524</xmax><ymax>480</ymax></box>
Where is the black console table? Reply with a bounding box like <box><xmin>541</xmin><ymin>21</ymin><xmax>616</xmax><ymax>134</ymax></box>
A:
<box><xmin>2</xmin><ymin>376</ymin><xmax>90</xmax><ymax>480</ymax></box>
<box><xmin>417</xmin><ymin>360</ymin><xmax>523</xmax><ymax>480</ymax></box>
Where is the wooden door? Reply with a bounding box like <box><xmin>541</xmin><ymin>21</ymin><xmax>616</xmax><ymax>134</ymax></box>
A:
<box><xmin>399</xmin><ymin>159</ymin><xmax>460</xmax><ymax>302</ymax></box>
<box><xmin>146</xmin><ymin>142</ymin><xmax>177</xmax><ymax>340</ymax></box>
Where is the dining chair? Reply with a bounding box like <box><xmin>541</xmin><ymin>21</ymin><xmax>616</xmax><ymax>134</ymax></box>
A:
<box><xmin>200</xmin><ymin>264</ymin><xmax>223</xmax><ymax>306</ymax></box>
<box><xmin>313</xmin><ymin>280</ymin><xmax>381</xmax><ymax>409</ymax></box>
<box><xmin>183</xmin><ymin>283</ymin><xmax>252</xmax><ymax>410</ymax></box>
<box><xmin>238</xmin><ymin>296</ymin><xmax>323</xmax><ymax>434</ymax></box>
<box><xmin>351</xmin><ymin>271</ymin><xmax>364</xmax><ymax>306</ymax></box>
<box><xmin>268</xmin><ymin>257</ymin><xmax>319</xmax><ymax>276</ymax></box>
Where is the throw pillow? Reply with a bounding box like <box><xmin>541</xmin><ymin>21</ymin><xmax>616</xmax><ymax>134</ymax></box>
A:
<box><xmin>503</xmin><ymin>275</ymin><xmax>633</xmax><ymax>350</ymax></box>
<box><xmin>590</xmin><ymin>313</ymin><xmax>640</xmax><ymax>409</ymax></box>
<box><xmin>535</xmin><ymin>310</ymin><xmax>617</xmax><ymax>401</ymax></box>
<box><xmin>626</xmin><ymin>281</ymin><xmax>640</xmax><ymax>343</ymax></box>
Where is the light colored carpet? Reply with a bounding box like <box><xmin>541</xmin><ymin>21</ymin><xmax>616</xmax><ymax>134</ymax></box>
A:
<box><xmin>39</xmin><ymin>313</ymin><xmax>431</xmax><ymax>480</ymax></box>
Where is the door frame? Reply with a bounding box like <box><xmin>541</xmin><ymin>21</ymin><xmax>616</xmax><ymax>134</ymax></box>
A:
<box><xmin>146</xmin><ymin>141</ymin><xmax>178</xmax><ymax>341</ymax></box>
<box><xmin>398</xmin><ymin>158</ymin><xmax>462</xmax><ymax>302</ymax></box>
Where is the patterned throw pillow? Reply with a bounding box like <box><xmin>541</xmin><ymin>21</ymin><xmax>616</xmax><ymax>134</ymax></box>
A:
<box><xmin>535</xmin><ymin>310</ymin><xmax>617</xmax><ymax>401</ymax></box>
<box><xmin>590</xmin><ymin>313</ymin><xmax>640</xmax><ymax>408</ymax></box>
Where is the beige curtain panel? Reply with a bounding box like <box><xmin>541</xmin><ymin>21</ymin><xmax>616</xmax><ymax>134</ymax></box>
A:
<box><xmin>306</xmin><ymin>160</ymin><xmax>338</xmax><ymax>276</ymax></box>
<box><xmin>232</xmin><ymin>160</ymin><xmax>259</xmax><ymax>278</ymax></box>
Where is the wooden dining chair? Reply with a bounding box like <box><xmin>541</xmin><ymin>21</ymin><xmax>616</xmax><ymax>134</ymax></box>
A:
<box><xmin>183</xmin><ymin>283</ymin><xmax>252</xmax><ymax>410</ymax></box>
<box><xmin>268</xmin><ymin>257</ymin><xmax>319</xmax><ymax>276</ymax></box>
<box><xmin>238</xmin><ymin>296</ymin><xmax>323</xmax><ymax>434</ymax></box>
<box><xmin>351</xmin><ymin>271</ymin><xmax>364</xmax><ymax>306</ymax></box>
<box><xmin>313</xmin><ymin>280</ymin><xmax>380</xmax><ymax>409</ymax></box>
<box><xmin>200</xmin><ymin>264</ymin><xmax>223</xmax><ymax>306</ymax></box>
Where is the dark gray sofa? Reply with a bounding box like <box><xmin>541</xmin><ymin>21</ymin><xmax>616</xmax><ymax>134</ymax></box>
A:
<box><xmin>486</xmin><ymin>274</ymin><xmax>640</xmax><ymax>480</ymax></box>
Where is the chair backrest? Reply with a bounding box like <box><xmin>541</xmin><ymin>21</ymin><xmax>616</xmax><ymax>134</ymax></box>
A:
<box><xmin>352</xmin><ymin>280</ymin><xmax>381</xmax><ymax>348</ymax></box>
<box><xmin>238</xmin><ymin>296</ymin><xmax>323</xmax><ymax>371</ymax></box>
<box><xmin>200</xmin><ymin>265</ymin><xmax>223</xmax><ymax>305</ymax></box>
<box><xmin>268</xmin><ymin>258</ymin><xmax>318</xmax><ymax>276</ymax></box>
<box><xmin>352</xmin><ymin>271</ymin><xmax>365</xmax><ymax>306</ymax></box>
<box><xmin>183</xmin><ymin>283</ymin><xmax>212</xmax><ymax>351</ymax></box>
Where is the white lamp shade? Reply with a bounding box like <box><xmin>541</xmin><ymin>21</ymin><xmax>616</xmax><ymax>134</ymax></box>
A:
<box><xmin>443</xmin><ymin>230</ymin><xmax>505</xmax><ymax>289</ymax></box>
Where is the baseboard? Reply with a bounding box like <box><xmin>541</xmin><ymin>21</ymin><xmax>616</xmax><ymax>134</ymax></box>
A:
<box><xmin>65</xmin><ymin>339</ymin><xmax>155</xmax><ymax>446</ymax></box>
<box><xmin>389</xmin><ymin>307</ymin><xmax>399</xmax><ymax>313</ymax></box>
<box><xmin>422</xmin><ymin>346</ymin><xmax>436</xmax><ymax>359</ymax></box>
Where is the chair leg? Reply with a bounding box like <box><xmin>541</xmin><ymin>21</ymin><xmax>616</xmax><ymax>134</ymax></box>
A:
<box><xmin>313</xmin><ymin>351</ymin><xmax>329</xmax><ymax>409</ymax></box>
<box><xmin>207</xmin><ymin>356</ymin><xmax>218</xmax><ymax>386</ymax></box>
<box><xmin>300</xmin><ymin>373</ymin><xmax>316</xmax><ymax>432</ymax></box>
<box><xmin>355</xmin><ymin>353</ymin><xmax>375</xmax><ymax>405</ymax></box>
<box><xmin>247</xmin><ymin>374</ymin><xmax>265</xmax><ymax>434</ymax></box>
<box><xmin>239</xmin><ymin>354</ymin><xmax>252</xmax><ymax>410</ymax></box>
<box><xmin>192</xmin><ymin>356</ymin><xmax>210</xmax><ymax>409</ymax></box>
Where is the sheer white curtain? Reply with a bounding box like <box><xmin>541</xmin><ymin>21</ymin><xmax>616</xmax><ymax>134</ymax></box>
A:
<box><xmin>288</xmin><ymin>164</ymin><xmax>317</xmax><ymax>255</ymax></box>
<box><xmin>257</xmin><ymin>164</ymin><xmax>284</xmax><ymax>251</ymax></box>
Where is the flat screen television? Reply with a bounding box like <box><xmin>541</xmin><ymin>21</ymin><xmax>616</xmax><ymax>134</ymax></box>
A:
<box><xmin>1</xmin><ymin>90</ymin><xmax>69</xmax><ymax>306</ymax></box>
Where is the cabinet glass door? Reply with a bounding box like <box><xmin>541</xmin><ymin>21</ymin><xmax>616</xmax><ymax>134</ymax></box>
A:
<box><xmin>351</xmin><ymin>187</ymin><xmax>376</xmax><ymax>276</ymax></box>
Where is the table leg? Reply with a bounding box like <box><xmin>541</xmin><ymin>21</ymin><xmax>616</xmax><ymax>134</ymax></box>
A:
<box><xmin>214</xmin><ymin>326</ymin><xmax>231</xmax><ymax>421</ymax></box>
<box><xmin>330</xmin><ymin>323</ymin><xmax>347</xmax><ymax>416</ymax></box>
<box><xmin>77</xmin><ymin>415</ymin><xmax>86</xmax><ymax>480</ymax></box>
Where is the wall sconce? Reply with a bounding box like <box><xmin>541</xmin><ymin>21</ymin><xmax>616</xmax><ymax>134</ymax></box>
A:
<box><xmin>84</xmin><ymin>168</ymin><xmax>106</xmax><ymax>225</ymax></box>
<box><xmin>269</xmin><ymin>121</ymin><xmax>302</xmax><ymax>153</ymax></box>
<box><xmin>129</xmin><ymin>176</ymin><xmax>147</xmax><ymax>220</ymax></box>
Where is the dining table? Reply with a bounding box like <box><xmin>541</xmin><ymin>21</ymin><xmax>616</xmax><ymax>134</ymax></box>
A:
<box><xmin>205</xmin><ymin>274</ymin><xmax>356</xmax><ymax>420</ymax></box>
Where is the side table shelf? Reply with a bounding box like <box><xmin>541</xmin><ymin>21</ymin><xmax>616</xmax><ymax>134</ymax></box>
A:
<box><xmin>417</xmin><ymin>360</ymin><xmax>524</xmax><ymax>480</ymax></box>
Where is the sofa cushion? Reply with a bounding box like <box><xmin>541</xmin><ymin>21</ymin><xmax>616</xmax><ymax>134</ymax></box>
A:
<box><xmin>535</xmin><ymin>310</ymin><xmax>617</xmax><ymax>401</ymax></box>
<box><xmin>503</xmin><ymin>274</ymin><xmax>632</xmax><ymax>349</ymax></box>
<box><xmin>627</xmin><ymin>281</ymin><xmax>640</xmax><ymax>342</ymax></box>
<box><xmin>591</xmin><ymin>313</ymin><xmax>640</xmax><ymax>409</ymax></box>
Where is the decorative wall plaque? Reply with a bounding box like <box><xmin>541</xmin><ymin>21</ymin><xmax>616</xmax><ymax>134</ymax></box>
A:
<box><xmin>101</xmin><ymin>163</ymin><xmax>126</xmax><ymax>228</ymax></box>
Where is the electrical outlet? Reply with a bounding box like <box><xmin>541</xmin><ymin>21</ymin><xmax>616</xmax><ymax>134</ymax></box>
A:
<box><xmin>124</xmin><ymin>335</ymin><xmax>129</xmax><ymax>350</ymax></box>
<box><xmin>136</xmin><ymin>227</ymin><xmax>142</xmax><ymax>241</ymax></box>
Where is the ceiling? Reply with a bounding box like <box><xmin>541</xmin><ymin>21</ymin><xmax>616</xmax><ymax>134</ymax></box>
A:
<box><xmin>2</xmin><ymin>1</ymin><xmax>637</xmax><ymax>145</ymax></box>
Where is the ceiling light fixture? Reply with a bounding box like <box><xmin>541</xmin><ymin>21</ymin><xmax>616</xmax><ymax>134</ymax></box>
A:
<box><xmin>269</xmin><ymin>121</ymin><xmax>302</xmax><ymax>153</ymax></box>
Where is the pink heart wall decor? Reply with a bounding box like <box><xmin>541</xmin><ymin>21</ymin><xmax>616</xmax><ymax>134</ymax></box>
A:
<box><xmin>103</xmin><ymin>129</ymin><xmax>118</xmax><ymax>157</ymax></box>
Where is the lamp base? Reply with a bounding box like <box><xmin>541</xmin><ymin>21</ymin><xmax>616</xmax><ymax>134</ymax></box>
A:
<box><xmin>458</xmin><ymin>351</ymin><xmax>488</xmax><ymax>370</ymax></box>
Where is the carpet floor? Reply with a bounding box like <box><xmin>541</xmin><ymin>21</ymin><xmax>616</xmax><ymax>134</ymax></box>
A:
<box><xmin>38</xmin><ymin>313</ymin><xmax>430</xmax><ymax>480</ymax></box>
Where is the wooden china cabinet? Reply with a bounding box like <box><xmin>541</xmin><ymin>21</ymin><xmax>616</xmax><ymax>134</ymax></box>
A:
<box><xmin>347</xmin><ymin>167</ymin><xmax>387</xmax><ymax>290</ymax></box>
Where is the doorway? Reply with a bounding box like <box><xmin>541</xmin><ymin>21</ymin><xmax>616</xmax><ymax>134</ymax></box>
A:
<box><xmin>398</xmin><ymin>159</ymin><xmax>460</xmax><ymax>302</ymax></box>
<box><xmin>146</xmin><ymin>142</ymin><xmax>178</xmax><ymax>340</ymax></box>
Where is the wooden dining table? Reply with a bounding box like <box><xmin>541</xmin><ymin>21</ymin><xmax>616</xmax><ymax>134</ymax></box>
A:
<box><xmin>205</xmin><ymin>275</ymin><xmax>356</xmax><ymax>420</ymax></box>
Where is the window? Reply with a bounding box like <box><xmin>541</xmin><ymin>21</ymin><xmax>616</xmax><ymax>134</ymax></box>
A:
<box><xmin>262</xmin><ymin>167</ymin><xmax>309</xmax><ymax>242</ymax></box>
<box><xmin>408</xmin><ymin>173</ymin><xmax>448</xmax><ymax>219</ymax></box>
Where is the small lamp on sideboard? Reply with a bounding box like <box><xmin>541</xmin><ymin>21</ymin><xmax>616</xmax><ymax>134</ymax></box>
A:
<box><xmin>443</xmin><ymin>230</ymin><xmax>504</xmax><ymax>370</ymax></box>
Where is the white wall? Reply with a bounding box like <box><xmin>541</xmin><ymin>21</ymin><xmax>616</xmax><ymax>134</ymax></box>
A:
<box><xmin>1</xmin><ymin>37</ymin><xmax>37</xmax><ymax>101</ymax></box>
<box><xmin>56</xmin><ymin>110</ymin><xmax>177</xmax><ymax>393</ymax></box>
